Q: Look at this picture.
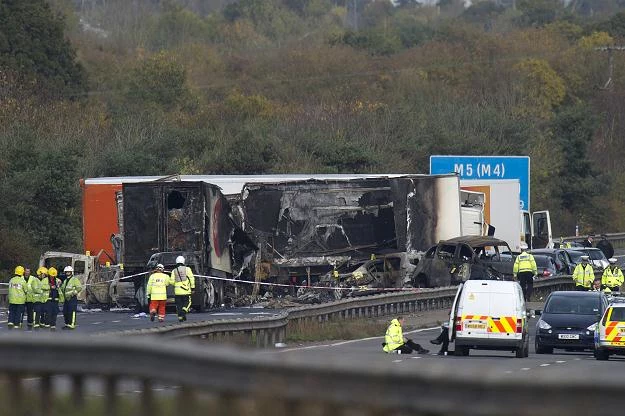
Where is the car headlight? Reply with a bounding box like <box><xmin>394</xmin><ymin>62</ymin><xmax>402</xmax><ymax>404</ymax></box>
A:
<box><xmin>587</xmin><ymin>323</ymin><xmax>597</xmax><ymax>331</ymax></box>
<box><xmin>538</xmin><ymin>319</ymin><xmax>552</xmax><ymax>330</ymax></box>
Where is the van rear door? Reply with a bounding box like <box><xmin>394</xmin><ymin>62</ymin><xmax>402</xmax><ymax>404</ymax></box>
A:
<box><xmin>457</xmin><ymin>282</ymin><xmax>491</xmax><ymax>340</ymax></box>
<box><xmin>532</xmin><ymin>211</ymin><xmax>552</xmax><ymax>249</ymax></box>
<box><xmin>488</xmin><ymin>286</ymin><xmax>522</xmax><ymax>340</ymax></box>
<box><xmin>449</xmin><ymin>283</ymin><xmax>464</xmax><ymax>342</ymax></box>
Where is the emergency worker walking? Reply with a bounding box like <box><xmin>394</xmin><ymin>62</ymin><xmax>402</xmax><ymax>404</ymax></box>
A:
<box><xmin>169</xmin><ymin>256</ymin><xmax>195</xmax><ymax>322</ymax></box>
<box><xmin>513</xmin><ymin>248</ymin><xmax>537</xmax><ymax>302</ymax></box>
<box><xmin>573</xmin><ymin>256</ymin><xmax>594</xmax><ymax>291</ymax></box>
<box><xmin>60</xmin><ymin>266</ymin><xmax>82</xmax><ymax>329</ymax></box>
<box><xmin>147</xmin><ymin>264</ymin><xmax>169</xmax><ymax>322</ymax></box>
<box><xmin>382</xmin><ymin>317</ymin><xmax>429</xmax><ymax>354</ymax></box>
<box><xmin>8</xmin><ymin>266</ymin><xmax>28</xmax><ymax>329</ymax></box>
<box><xmin>25</xmin><ymin>268</ymin><xmax>40</xmax><ymax>329</ymax></box>
<box><xmin>602</xmin><ymin>258</ymin><xmax>624</xmax><ymax>292</ymax></box>
<box><xmin>44</xmin><ymin>267</ymin><xmax>62</xmax><ymax>329</ymax></box>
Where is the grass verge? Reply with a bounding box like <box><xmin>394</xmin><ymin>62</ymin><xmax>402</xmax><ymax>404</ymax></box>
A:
<box><xmin>286</xmin><ymin>318</ymin><xmax>389</xmax><ymax>343</ymax></box>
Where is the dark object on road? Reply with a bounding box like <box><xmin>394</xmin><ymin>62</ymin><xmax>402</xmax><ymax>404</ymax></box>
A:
<box><xmin>535</xmin><ymin>291</ymin><xmax>609</xmax><ymax>354</ymax></box>
<box><xmin>596</xmin><ymin>237</ymin><xmax>614</xmax><ymax>260</ymax></box>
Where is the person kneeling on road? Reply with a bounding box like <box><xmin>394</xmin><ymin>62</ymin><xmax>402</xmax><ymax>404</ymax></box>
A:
<box><xmin>147</xmin><ymin>264</ymin><xmax>169</xmax><ymax>322</ymax></box>
<box><xmin>382</xmin><ymin>317</ymin><xmax>429</xmax><ymax>354</ymax></box>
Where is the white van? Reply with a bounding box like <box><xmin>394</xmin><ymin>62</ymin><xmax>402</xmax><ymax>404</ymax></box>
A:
<box><xmin>449</xmin><ymin>280</ymin><xmax>529</xmax><ymax>358</ymax></box>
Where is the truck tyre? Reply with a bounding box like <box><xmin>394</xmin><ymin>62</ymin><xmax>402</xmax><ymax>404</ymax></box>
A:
<box><xmin>515</xmin><ymin>346</ymin><xmax>525</xmax><ymax>358</ymax></box>
<box><xmin>198</xmin><ymin>281</ymin><xmax>216</xmax><ymax>313</ymax></box>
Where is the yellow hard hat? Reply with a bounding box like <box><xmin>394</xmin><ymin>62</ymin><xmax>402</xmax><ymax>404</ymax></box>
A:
<box><xmin>48</xmin><ymin>267</ymin><xmax>58</xmax><ymax>277</ymax></box>
<box><xmin>36</xmin><ymin>266</ymin><xmax>48</xmax><ymax>276</ymax></box>
<box><xmin>14</xmin><ymin>266</ymin><xmax>24</xmax><ymax>276</ymax></box>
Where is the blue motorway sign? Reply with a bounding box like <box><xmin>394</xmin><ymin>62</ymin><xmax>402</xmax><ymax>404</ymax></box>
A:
<box><xmin>430</xmin><ymin>155</ymin><xmax>530</xmax><ymax>211</ymax></box>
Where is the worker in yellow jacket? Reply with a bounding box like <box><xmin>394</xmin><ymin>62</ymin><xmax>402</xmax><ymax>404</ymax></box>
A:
<box><xmin>382</xmin><ymin>317</ymin><xmax>429</xmax><ymax>354</ymax></box>
<box><xmin>169</xmin><ymin>256</ymin><xmax>195</xmax><ymax>322</ymax></box>
<box><xmin>8</xmin><ymin>266</ymin><xmax>28</xmax><ymax>329</ymax></box>
<box><xmin>147</xmin><ymin>264</ymin><xmax>169</xmax><ymax>322</ymax></box>
<box><xmin>573</xmin><ymin>256</ymin><xmax>595</xmax><ymax>291</ymax></box>
<box><xmin>602</xmin><ymin>258</ymin><xmax>624</xmax><ymax>292</ymax></box>
<box><xmin>513</xmin><ymin>248</ymin><xmax>537</xmax><ymax>302</ymax></box>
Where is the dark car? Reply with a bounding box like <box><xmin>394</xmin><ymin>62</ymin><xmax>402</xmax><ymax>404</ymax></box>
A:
<box><xmin>529</xmin><ymin>248</ymin><xmax>578</xmax><ymax>275</ymax></box>
<box><xmin>565</xmin><ymin>248</ymin><xmax>609</xmax><ymax>271</ymax></box>
<box><xmin>533</xmin><ymin>254</ymin><xmax>558</xmax><ymax>278</ymax></box>
<box><xmin>535</xmin><ymin>291</ymin><xmax>609</xmax><ymax>354</ymax></box>
<box><xmin>412</xmin><ymin>236</ymin><xmax>512</xmax><ymax>287</ymax></box>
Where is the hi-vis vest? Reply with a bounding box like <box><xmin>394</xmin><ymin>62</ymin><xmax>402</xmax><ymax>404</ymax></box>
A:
<box><xmin>383</xmin><ymin>319</ymin><xmax>404</xmax><ymax>352</ymax></box>
<box><xmin>602</xmin><ymin>266</ymin><xmax>624</xmax><ymax>288</ymax></box>
<box><xmin>573</xmin><ymin>263</ymin><xmax>594</xmax><ymax>288</ymax></box>
<box><xmin>514</xmin><ymin>253</ymin><xmax>537</xmax><ymax>275</ymax></box>
<box><xmin>170</xmin><ymin>266</ymin><xmax>195</xmax><ymax>296</ymax></box>
<box><xmin>147</xmin><ymin>272</ymin><xmax>169</xmax><ymax>301</ymax></box>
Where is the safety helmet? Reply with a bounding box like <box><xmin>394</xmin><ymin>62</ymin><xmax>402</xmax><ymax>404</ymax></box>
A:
<box><xmin>156</xmin><ymin>263</ymin><xmax>164</xmax><ymax>271</ymax></box>
<box><xmin>14</xmin><ymin>266</ymin><xmax>24</xmax><ymax>276</ymax></box>
<box><xmin>64</xmin><ymin>265</ymin><xmax>74</xmax><ymax>273</ymax></box>
<box><xmin>175</xmin><ymin>256</ymin><xmax>185</xmax><ymax>265</ymax></box>
<box><xmin>609</xmin><ymin>258</ymin><xmax>618</xmax><ymax>264</ymax></box>
<box><xmin>36</xmin><ymin>266</ymin><xmax>48</xmax><ymax>276</ymax></box>
<box><xmin>581</xmin><ymin>255</ymin><xmax>590</xmax><ymax>261</ymax></box>
<box><xmin>48</xmin><ymin>267</ymin><xmax>58</xmax><ymax>277</ymax></box>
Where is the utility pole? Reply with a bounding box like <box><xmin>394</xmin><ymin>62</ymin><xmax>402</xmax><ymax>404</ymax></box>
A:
<box><xmin>595</xmin><ymin>46</ymin><xmax>625</xmax><ymax>91</ymax></box>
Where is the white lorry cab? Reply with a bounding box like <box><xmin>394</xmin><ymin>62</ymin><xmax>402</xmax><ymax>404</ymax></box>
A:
<box><xmin>449</xmin><ymin>280</ymin><xmax>529</xmax><ymax>358</ymax></box>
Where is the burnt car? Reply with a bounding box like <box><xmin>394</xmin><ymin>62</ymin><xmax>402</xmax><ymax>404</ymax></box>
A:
<box><xmin>411</xmin><ymin>236</ymin><xmax>513</xmax><ymax>288</ymax></box>
<box><xmin>529</xmin><ymin>248</ymin><xmax>578</xmax><ymax>275</ymax></box>
<box><xmin>320</xmin><ymin>253</ymin><xmax>418</xmax><ymax>299</ymax></box>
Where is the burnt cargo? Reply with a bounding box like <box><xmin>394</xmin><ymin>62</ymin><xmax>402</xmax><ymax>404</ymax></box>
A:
<box><xmin>241</xmin><ymin>175</ymin><xmax>461</xmax><ymax>280</ymax></box>
<box><xmin>122</xmin><ymin>181</ymin><xmax>235</xmax><ymax>276</ymax></box>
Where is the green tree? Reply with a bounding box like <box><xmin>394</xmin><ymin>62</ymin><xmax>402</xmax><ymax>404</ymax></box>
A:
<box><xmin>0</xmin><ymin>0</ymin><xmax>85</xmax><ymax>97</ymax></box>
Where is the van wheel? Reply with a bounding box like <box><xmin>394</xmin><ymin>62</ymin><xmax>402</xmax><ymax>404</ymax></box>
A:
<box><xmin>594</xmin><ymin>349</ymin><xmax>609</xmax><ymax>361</ymax></box>
<box><xmin>515</xmin><ymin>346</ymin><xmax>525</xmax><ymax>358</ymax></box>
<box><xmin>455</xmin><ymin>346</ymin><xmax>469</xmax><ymax>356</ymax></box>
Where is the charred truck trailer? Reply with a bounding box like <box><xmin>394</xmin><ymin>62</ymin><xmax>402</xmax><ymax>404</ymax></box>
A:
<box><xmin>121</xmin><ymin>181</ymin><xmax>256</xmax><ymax>311</ymax></box>
<box><xmin>240</xmin><ymin>175</ymin><xmax>462</xmax><ymax>285</ymax></box>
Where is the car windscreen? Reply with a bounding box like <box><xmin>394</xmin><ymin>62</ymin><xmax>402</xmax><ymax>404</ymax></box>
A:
<box><xmin>544</xmin><ymin>296</ymin><xmax>601</xmax><ymax>315</ymax></box>
<box><xmin>609</xmin><ymin>308</ymin><xmax>625</xmax><ymax>322</ymax></box>
<box><xmin>588</xmin><ymin>250</ymin><xmax>606</xmax><ymax>261</ymax></box>
<box><xmin>567</xmin><ymin>251</ymin><xmax>583</xmax><ymax>262</ymax></box>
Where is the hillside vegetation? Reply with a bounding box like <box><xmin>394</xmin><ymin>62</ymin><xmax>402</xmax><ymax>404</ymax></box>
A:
<box><xmin>1</xmin><ymin>0</ymin><xmax>625</xmax><ymax>268</ymax></box>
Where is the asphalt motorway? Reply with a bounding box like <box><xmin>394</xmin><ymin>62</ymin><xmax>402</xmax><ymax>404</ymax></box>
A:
<box><xmin>0</xmin><ymin>306</ymin><xmax>282</xmax><ymax>334</ymax></box>
<box><xmin>264</xmin><ymin>316</ymin><xmax>624</xmax><ymax>378</ymax></box>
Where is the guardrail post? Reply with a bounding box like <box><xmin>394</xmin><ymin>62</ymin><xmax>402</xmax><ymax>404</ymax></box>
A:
<box><xmin>106</xmin><ymin>376</ymin><xmax>117</xmax><ymax>416</ymax></box>
<box><xmin>8</xmin><ymin>372</ymin><xmax>23</xmax><ymax>416</ymax></box>
<box><xmin>72</xmin><ymin>374</ymin><xmax>85</xmax><ymax>409</ymax></box>
<box><xmin>41</xmin><ymin>374</ymin><xmax>52</xmax><ymax>416</ymax></box>
<box><xmin>141</xmin><ymin>378</ymin><xmax>154</xmax><ymax>416</ymax></box>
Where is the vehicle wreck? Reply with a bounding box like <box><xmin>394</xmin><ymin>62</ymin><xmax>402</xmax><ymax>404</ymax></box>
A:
<box><xmin>240</xmin><ymin>175</ymin><xmax>462</xmax><ymax>288</ymax></box>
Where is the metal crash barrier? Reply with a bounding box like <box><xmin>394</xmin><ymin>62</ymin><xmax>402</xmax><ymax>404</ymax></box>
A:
<box><xmin>105</xmin><ymin>277</ymin><xmax>575</xmax><ymax>344</ymax></box>
<box><xmin>0</xmin><ymin>334</ymin><xmax>620</xmax><ymax>416</ymax></box>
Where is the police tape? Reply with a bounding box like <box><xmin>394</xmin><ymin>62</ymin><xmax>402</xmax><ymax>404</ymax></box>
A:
<box><xmin>192</xmin><ymin>273</ymin><xmax>421</xmax><ymax>293</ymax></box>
<box><xmin>0</xmin><ymin>271</ymin><xmax>151</xmax><ymax>288</ymax></box>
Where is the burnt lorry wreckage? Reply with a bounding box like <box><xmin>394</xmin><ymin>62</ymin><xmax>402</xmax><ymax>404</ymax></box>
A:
<box><xmin>239</xmin><ymin>175</ymin><xmax>462</xmax><ymax>290</ymax></box>
<box><xmin>120</xmin><ymin>181</ymin><xmax>256</xmax><ymax>310</ymax></box>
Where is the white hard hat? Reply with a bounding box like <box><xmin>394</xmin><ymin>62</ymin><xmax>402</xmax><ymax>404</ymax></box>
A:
<box><xmin>175</xmin><ymin>256</ymin><xmax>185</xmax><ymax>265</ymax></box>
<box><xmin>156</xmin><ymin>263</ymin><xmax>165</xmax><ymax>270</ymax></box>
<box><xmin>64</xmin><ymin>266</ymin><xmax>74</xmax><ymax>273</ymax></box>
<box><xmin>520</xmin><ymin>242</ymin><xmax>528</xmax><ymax>251</ymax></box>
<box><xmin>609</xmin><ymin>258</ymin><xmax>618</xmax><ymax>264</ymax></box>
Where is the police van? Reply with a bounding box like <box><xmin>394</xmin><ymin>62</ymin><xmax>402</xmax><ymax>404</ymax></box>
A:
<box><xmin>594</xmin><ymin>297</ymin><xmax>625</xmax><ymax>360</ymax></box>
<box><xmin>449</xmin><ymin>280</ymin><xmax>529</xmax><ymax>358</ymax></box>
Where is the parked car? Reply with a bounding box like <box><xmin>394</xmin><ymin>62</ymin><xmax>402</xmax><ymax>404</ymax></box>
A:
<box><xmin>535</xmin><ymin>291</ymin><xmax>609</xmax><ymax>354</ymax></box>
<box><xmin>533</xmin><ymin>254</ymin><xmax>558</xmax><ymax>278</ymax></box>
<box><xmin>566</xmin><ymin>248</ymin><xmax>609</xmax><ymax>271</ymax></box>
<box><xmin>411</xmin><ymin>236</ymin><xmax>513</xmax><ymax>288</ymax></box>
<box><xmin>529</xmin><ymin>248</ymin><xmax>578</xmax><ymax>275</ymax></box>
